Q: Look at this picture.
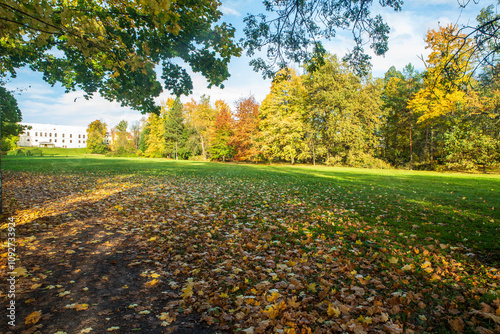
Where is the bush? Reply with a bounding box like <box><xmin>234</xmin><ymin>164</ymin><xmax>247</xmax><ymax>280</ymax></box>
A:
<box><xmin>345</xmin><ymin>152</ymin><xmax>391</xmax><ymax>169</ymax></box>
<box><xmin>325</xmin><ymin>156</ymin><xmax>343</xmax><ymax>167</ymax></box>
<box><xmin>30</xmin><ymin>148</ymin><xmax>43</xmax><ymax>156</ymax></box>
<box><xmin>15</xmin><ymin>148</ymin><xmax>26</xmax><ymax>156</ymax></box>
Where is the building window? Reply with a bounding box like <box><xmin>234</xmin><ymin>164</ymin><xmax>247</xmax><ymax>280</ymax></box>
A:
<box><xmin>35</xmin><ymin>140</ymin><xmax>38</xmax><ymax>142</ymax></box>
<box><xmin>55</xmin><ymin>133</ymin><xmax>57</xmax><ymax>137</ymax></box>
<box><xmin>49</xmin><ymin>133</ymin><xmax>52</xmax><ymax>137</ymax></box>
<box><xmin>62</xmin><ymin>134</ymin><xmax>65</xmax><ymax>138</ymax></box>
<box><xmin>70</xmin><ymin>134</ymin><xmax>72</xmax><ymax>138</ymax></box>
<box><xmin>27</xmin><ymin>139</ymin><xmax>30</xmax><ymax>141</ymax></box>
<box><xmin>70</xmin><ymin>140</ymin><xmax>72</xmax><ymax>143</ymax></box>
<box><xmin>83</xmin><ymin>134</ymin><xmax>85</xmax><ymax>139</ymax></box>
<box><xmin>78</xmin><ymin>140</ymin><xmax>81</xmax><ymax>143</ymax></box>
<box><xmin>55</xmin><ymin>139</ymin><xmax>57</xmax><ymax>143</ymax></box>
<box><xmin>27</xmin><ymin>132</ymin><xmax>30</xmax><ymax>136</ymax></box>
<box><xmin>78</xmin><ymin>134</ymin><xmax>81</xmax><ymax>138</ymax></box>
<box><xmin>62</xmin><ymin>140</ymin><xmax>65</xmax><ymax>143</ymax></box>
<box><xmin>35</xmin><ymin>132</ymin><xmax>38</xmax><ymax>136</ymax></box>
<box><xmin>83</xmin><ymin>140</ymin><xmax>86</xmax><ymax>144</ymax></box>
<box><xmin>49</xmin><ymin>139</ymin><xmax>52</xmax><ymax>142</ymax></box>
<box><xmin>45</xmin><ymin>133</ymin><xmax>47</xmax><ymax>137</ymax></box>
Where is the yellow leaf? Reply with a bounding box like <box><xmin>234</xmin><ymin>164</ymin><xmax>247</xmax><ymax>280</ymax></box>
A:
<box><xmin>181</xmin><ymin>283</ymin><xmax>194</xmax><ymax>299</ymax></box>
<box><xmin>421</xmin><ymin>261</ymin><xmax>432</xmax><ymax>269</ymax></box>
<box><xmin>75</xmin><ymin>303</ymin><xmax>89</xmax><ymax>311</ymax></box>
<box><xmin>308</xmin><ymin>283</ymin><xmax>317</xmax><ymax>293</ymax></box>
<box><xmin>25</xmin><ymin>310</ymin><xmax>42</xmax><ymax>325</ymax></box>
<box><xmin>267</xmin><ymin>291</ymin><xmax>280</xmax><ymax>303</ymax></box>
<box><xmin>31</xmin><ymin>283</ymin><xmax>42</xmax><ymax>289</ymax></box>
<box><xmin>424</xmin><ymin>267</ymin><xmax>434</xmax><ymax>274</ymax></box>
<box><xmin>66</xmin><ymin>250</ymin><xmax>75</xmax><ymax>254</ymax></box>
<box><xmin>151</xmin><ymin>273</ymin><xmax>161</xmax><ymax>278</ymax></box>
<box><xmin>327</xmin><ymin>303</ymin><xmax>340</xmax><ymax>317</ymax></box>
<box><xmin>389</xmin><ymin>257</ymin><xmax>398</xmax><ymax>264</ymax></box>
<box><xmin>145</xmin><ymin>279</ymin><xmax>159</xmax><ymax>287</ymax></box>
<box><xmin>80</xmin><ymin>327</ymin><xmax>93</xmax><ymax>333</ymax></box>
<box><xmin>12</xmin><ymin>266</ymin><xmax>27</xmax><ymax>277</ymax></box>
<box><xmin>106</xmin><ymin>327</ymin><xmax>120</xmax><ymax>332</ymax></box>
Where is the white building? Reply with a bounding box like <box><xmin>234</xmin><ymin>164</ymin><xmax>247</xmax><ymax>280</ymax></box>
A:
<box><xmin>17</xmin><ymin>123</ymin><xmax>88</xmax><ymax>149</ymax></box>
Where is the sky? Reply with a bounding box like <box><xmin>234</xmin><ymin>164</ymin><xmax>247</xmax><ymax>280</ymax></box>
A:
<box><xmin>5</xmin><ymin>0</ymin><xmax>493</xmax><ymax>129</ymax></box>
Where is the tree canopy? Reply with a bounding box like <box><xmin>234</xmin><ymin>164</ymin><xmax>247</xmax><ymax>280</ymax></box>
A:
<box><xmin>242</xmin><ymin>0</ymin><xmax>403</xmax><ymax>77</ymax></box>
<box><xmin>0</xmin><ymin>0</ymin><xmax>241</xmax><ymax>113</ymax></box>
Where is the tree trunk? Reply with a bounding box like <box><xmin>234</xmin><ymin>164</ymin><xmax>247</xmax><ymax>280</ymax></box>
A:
<box><xmin>200</xmin><ymin>135</ymin><xmax>206</xmax><ymax>160</ymax></box>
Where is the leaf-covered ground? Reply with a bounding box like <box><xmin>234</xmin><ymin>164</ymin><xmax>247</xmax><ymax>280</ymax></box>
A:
<box><xmin>1</xmin><ymin>158</ymin><xmax>499</xmax><ymax>334</ymax></box>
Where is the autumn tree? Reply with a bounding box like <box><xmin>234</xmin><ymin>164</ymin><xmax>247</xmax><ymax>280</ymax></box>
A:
<box><xmin>259</xmin><ymin>68</ymin><xmax>309</xmax><ymax>164</ymax></box>
<box><xmin>304</xmin><ymin>55</ymin><xmax>384</xmax><ymax>166</ymax></box>
<box><xmin>184</xmin><ymin>96</ymin><xmax>216</xmax><ymax>160</ymax></box>
<box><xmin>231</xmin><ymin>96</ymin><xmax>260</xmax><ymax>161</ymax></box>
<box><xmin>86</xmin><ymin>120</ymin><xmax>108</xmax><ymax>154</ymax></box>
<box><xmin>408</xmin><ymin>25</ymin><xmax>477</xmax><ymax>163</ymax></box>
<box><xmin>209</xmin><ymin>100</ymin><xmax>234</xmax><ymax>161</ymax></box>
<box><xmin>0</xmin><ymin>0</ymin><xmax>241</xmax><ymax>113</ymax></box>
<box><xmin>144</xmin><ymin>112</ymin><xmax>166</xmax><ymax>158</ymax></box>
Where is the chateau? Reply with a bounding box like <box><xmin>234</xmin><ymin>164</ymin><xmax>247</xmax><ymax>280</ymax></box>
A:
<box><xmin>17</xmin><ymin>123</ymin><xmax>88</xmax><ymax>149</ymax></box>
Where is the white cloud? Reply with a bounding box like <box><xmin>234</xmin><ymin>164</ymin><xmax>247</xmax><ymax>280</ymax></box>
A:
<box><xmin>220</xmin><ymin>5</ymin><xmax>241</xmax><ymax>16</ymax></box>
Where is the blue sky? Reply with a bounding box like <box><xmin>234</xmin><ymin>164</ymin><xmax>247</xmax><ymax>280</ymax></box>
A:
<box><xmin>5</xmin><ymin>0</ymin><xmax>490</xmax><ymax>129</ymax></box>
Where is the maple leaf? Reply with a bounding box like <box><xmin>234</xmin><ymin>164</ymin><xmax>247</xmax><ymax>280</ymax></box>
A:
<box><xmin>25</xmin><ymin>310</ymin><xmax>42</xmax><ymax>325</ymax></box>
<box><xmin>181</xmin><ymin>283</ymin><xmax>194</xmax><ymax>299</ymax></box>
<box><xmin>327</xmin><ymin>303</ymin><xmax>341</xmax><ymax>317</ymax></box>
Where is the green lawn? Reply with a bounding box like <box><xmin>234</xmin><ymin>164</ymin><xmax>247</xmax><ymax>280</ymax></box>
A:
<box><xmin>7</xmin><ymin>147</ymin><xmax>87</xmax><ymax>156</ymax></box>
<box><xmin>3</xmin><ymin>155</ymin><xmax>499</xmax><ymax>260</ymax></box>
<box><xmin>2</xmin><ymin>155</ymin><xmax>500</xmax><ymax>333</ymax></box>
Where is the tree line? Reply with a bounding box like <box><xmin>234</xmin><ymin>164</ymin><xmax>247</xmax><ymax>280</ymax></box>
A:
<box><xmin>83</xmin><ymin>24</ymin><xmax>498</xmax><ymax>171</ymax></box>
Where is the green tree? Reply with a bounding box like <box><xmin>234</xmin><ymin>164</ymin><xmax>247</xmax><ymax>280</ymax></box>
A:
<box><xmin>86</xmin><ymin>120</ymin><xmax>108</xmax><ymax>154</ymax></box>
<box><xmin>112</xmin><ymin>120</ymin><xmax>129</xmax><ymax>153</ymax></box>
<box><xmin>209</xmin><ymin>100</ymin><xmax>234</xmax><ymax>161</ymax></box>
<box><xmin>0</xmin><ymin>0</ymin><xmax>241</xmax><ymax>113</ymax></box>
<box><xmin>380</xmin><ymin>64</ymin><xmax>423</xmax><ymax>166</ymax></box>
<box><xmin>0</xmin><ymin>86</ymin><xmax>23</xmax><ymax>152</ymax></box>
<box><xmin>304</xmin><ymin>55</ymin><xmax>383</xmax><ymax>166</ymax></box>
<box><xmin>259</xmin><ymin>68</ymin><xmax>309</xmax><ymax>164</ymax></box>
<box><xmin>164</xmin><ymin>97</ymin><xmax>184</xmax><ymax>160</ymax></box>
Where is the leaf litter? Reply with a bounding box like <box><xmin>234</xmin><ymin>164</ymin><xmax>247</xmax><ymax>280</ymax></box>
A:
<box><xmin>0</xmin><ymin>170</ymin><xmax>499</xmax><ymax>333</ymax></box>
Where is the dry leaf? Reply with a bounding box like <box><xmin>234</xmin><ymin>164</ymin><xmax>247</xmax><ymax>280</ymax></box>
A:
<box><xmin>25</xmin><ymin>310</ymin><xmax>42</xmax><ymax>325</ymax></box>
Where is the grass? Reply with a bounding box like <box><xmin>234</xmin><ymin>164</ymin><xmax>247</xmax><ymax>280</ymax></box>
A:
<box><xmin>2</xmin><ymin>154</ymin><xmax>500</xmax><ymax>333</ymax></box>
<box><xmin>7</xmin><ymin>147</ymin><xmax>87</xmax><ymax>156</ymax></box>
<box><xmin>3</xmin><ymin>154</ymin><xmax>500</xmax><ymax>261</ymax></box>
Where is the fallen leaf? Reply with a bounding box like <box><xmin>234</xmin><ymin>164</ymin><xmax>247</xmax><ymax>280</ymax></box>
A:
<box><xmin>25</xmin><ymin>310</ymin><xmax>42</xmax><ymax>325</ymax></box>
